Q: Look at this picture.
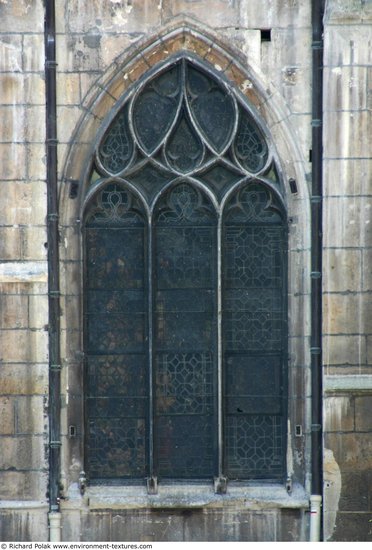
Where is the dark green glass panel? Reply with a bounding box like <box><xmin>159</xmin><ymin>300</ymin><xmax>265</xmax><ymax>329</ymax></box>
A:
<box><xmin>133</xmin><ymin>65</ymin><xmax>181</xmax><ymax>153</ymax></box>
<box><xmin>223</xmin><ymin>183</ymin><xmax>286</xmax><ymax>479</ymax></box>
<box><xmin>84</xmin><ymin>184</ymin><xmax>148</xmax><ymax>479</ymax></box>
<box><xmin>99</xmin><ymin>105</ymin><xmax>133</xmax><ymax>174</ymax></box>
<box><xmin>165</xmin><ymin>113</ymin><xmax>204</xmax><ymax>173</ymax></box>
<box><xmin>154</xmin><ymin>184</ymin><xmax>217</xmax><ymax>479</ymax></box>
<box><xmin>187</xmin><ymin>64</ymin><xmax>235</xmax><ymax>153</ymax></box>
<box><xmin>234</xmin><ymin>109</ymin><xmax>268</xmax><ymax>173</ymax></box>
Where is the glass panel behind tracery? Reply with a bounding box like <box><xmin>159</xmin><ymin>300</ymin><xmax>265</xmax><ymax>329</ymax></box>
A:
<box><xmin>154</xmin><ymin>184</ymin><xmax>217</xmax><ymax>478</ymax></box>
<box><xmin>84</xmin><ymin>185</ymin><xmax>148</xmax><ymax>479</ymax></box>
<box><xmin>222</xmin><ymin>183</ymin><xmax>286</xmax><ymax>479</ymax></box>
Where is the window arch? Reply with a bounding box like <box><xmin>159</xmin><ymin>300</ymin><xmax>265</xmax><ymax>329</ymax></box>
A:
<box><xmin>83</xmin><ymin>57</ymin><xmax>287</xmax><ymax>486</ymax></box>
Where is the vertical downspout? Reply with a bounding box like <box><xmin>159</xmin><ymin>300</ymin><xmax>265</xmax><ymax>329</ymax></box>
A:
<box><xmin>310</xmin><ymin>0</ymin><xmax>325</xmax><ymax>542</ymax></box>
<box><xmin>45</xmin><ymin>0</ymin><xmax>62</xmax><ymax>541</ymax></box>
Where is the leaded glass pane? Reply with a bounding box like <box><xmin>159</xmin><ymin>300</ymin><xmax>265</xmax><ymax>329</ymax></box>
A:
<box><xmin>234</xmin><ymin>109</ymin><xmax>268</xmax><ymax>173</ymax></box>
<box><xmin>223</xmin><ymin>183</ymin><xmax>286</xmax><ymax>479</ymax></box>
<box><xmin>186</xmin><ymin>64</ymin><xmax>235</xmax><ymax>153</ymax></box>
<box><xmin>154</xmin><ymin>183</ymin><xmax>217</xmax><ymax>479</ymax></box>
<box><xmin>132</xmin><ymin>65</ymin><xmax>181</xmax><ymax>153</ymax></box>
<box><xmin>99</xmin><ymin>105</ymin><xmax>133</xmax><ymax>174</ymax></box>
<box><xmin>84</xmin><ymin>184</ymin><xmax>148</xmax><ymax>479</ymax></box>
<box><xmin>165</xmin><ymin>113</ymin><xmax>204</xmax><ymax>173</ymax></box>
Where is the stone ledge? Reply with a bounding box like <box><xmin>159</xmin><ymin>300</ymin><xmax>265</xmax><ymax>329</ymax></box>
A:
<box><xmin>0</xmin><ymin>261</ymin><xmax>47</xmax><ymax>283</ymax></box>
<box><xmin>324</xmin><ymin>374</ymin><xmax>372</xmax><ymax>393</ymax></box>
<box><xmin>0</xmin><ymin>500</ymin><xmax>48</xmax><ymax>510</ymax></box>
<box><xmin>63</xmin><ymin>482</ymin><xmax>309</xmax><ymax>511</ymax></box>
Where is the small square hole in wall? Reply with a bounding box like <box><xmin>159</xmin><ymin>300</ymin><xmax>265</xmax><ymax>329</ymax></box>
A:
<box><xmin>260</xmin><ymin>29</ymin><xmax>272</xmax><ymax>42</ymax></box>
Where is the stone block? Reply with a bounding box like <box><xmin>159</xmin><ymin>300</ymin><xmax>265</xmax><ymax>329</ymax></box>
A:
<box><xmin>23</xmin><ymin>34</ymin><xmax>45</xmax><ymax>72</ymax></box>
<box><xmin>219</xmin><ymin>29</ymin><xmax>261</xmax><ymax>69</ymax></box>
<box><xmin>28</xmin><ymin>294</ymin><xmax>48</xmax><ymax>331</ymax></box>
<box><xmin>0</xmin><ymin>435</ymin><xmax>46</xmax><ymax>470</ymax></box>
<box><xmin>323</xmin><ymin>158</ymin><xmax>370</xmax><ymax>197</ymax></box>
<box><xmin>355</xmin><ymin>396</ymin><xmax>372</xmax><ymax>431</ymax></box>
<box><xmin>363</xmin><ymin>248</ymin><xmax>372</xmax><ymax>291</ymax></box>
<box><xmin>0</xmin><ymin>0</ymin><xmax>44</xmax><ymax>33</ymax></box>
<box><xmin>0</xmin><ymin>364</ymin><xmax>48</xmax><ymax>395</ymax></box>
<box><xmin>57</xmin><ymin>73</ymin><xmax>81</xmax><ymax>106</ymax></box>
<box><xmin>55</xmin><ymin>105</ymin><xmax>84</xmax><ymax>144</ymax></box>
<box><xmin>323</xmin><ymin>249</ymin><xmax>362</xmax><ymax>292</ymax></box>
<box><xmin>0</xmin><ymin>227</ymin><xmax>22</xmax><ymax>260</ymax></box>
<box><xmin>0</xmin><ymin>396</ymin><xmax>15</xmax><ymax>434</ymax></box>
<box><xmin>27</xmin><ymin>143</ymin><xmax>47</xmax><ymax>180</ymax></box>
<box><xmin>0</xmin><ymin>470</ymin><xmax>48</xmax><ymax>500</ymax></box>
<box><xmin>0</xmin><ymin>35</ymin><xmax>23</xmax><ymax>72</ymax></box>
<box><xmin>14</xmin><ymin>395</ymin><xmax>46</xmax><ymax>435</ymax></box>
<box><xmin>0</xmin><ymin>74</ymin><xmax>24</xmax><ymax>105</ymax></box>
<box><xmin>278</xmin><ymin>509</ymin><xmax>303</xmax><ymax>542</ymax></box>
<box><xmin>323</xmin><ymin>293</ymin><xmax>372</xmax><ymax>335</ymax></box>
<box><xmin>0</xmin><ymin>329</ymin><xmax>48</xmax><ymax>364</ymax></box>
<box><xmin>23</xmin><ymin>74</ymin><xmax>45</xmax><ymax>106</ymax></box>
<box><xmin>239</xmin><ymin>0</ymin><xmax>310</xmax><ymax>28</ymax></box>
<box><xmin>25</xmin><ymin>105</ymin><xmax>46</xmax><ymax>143</ymax></box>
<box><xmin>0</xmin><ymin>509</ymin><xmax>48</xmax><ymax>542</ymax></box>
<box><xmin>80</xmin><ymin>511</ymin><xmax>111</xmax><ymax>542</ymax></box>
<box><xmin>57</xmin><ymin>34</ymin><xmax>102</xmax><ymax>73</ymax></box>
<box><xmin>324</xmin><ymin>25</ymin><xmax>372</xmax><ymax>67</ymax></box>
<box><xmin>80</xmin><ymin>72</ymin><xmax>102</xmax><ymax>103</ymax></box>
<box><xmin>323</xmin><ymin>197</ymin><xmax>372</xmax><ymax>248</ymax></box>
<box><xmin>0</xmin><ymin>182</ymin><xmax>47</xmax><ymax>226</ymax></box>
<box><xmin>163</xmin><ymin>0</ymin><xmax>238</xmax><ymax>27</ymax></box>
<box><xmin>323</xmin><ymin>335</ymin><xmax>367</xmax><ymax>367</ymax></box>
<box><xmin>324</xmin><ymin>66</ymin><xmax>368</xmax><ymax>112</ymax></box>
<box><xmin>0</xmin><ymin>144</ymin><xmax>27</xmax><ymax>180</ymax></box>
<box><xmin>332</xmin><ymin>512</ymin><xmax>372</xmax><ymax>542</ymax></box>
<box><xmin>0</xmin><ymin>294</ymin><xmax>28</xmax><ymax>329</ymax></box>
<box><xmin>20</xmin><ymin>226</ymin><xmax>47</xmax><ymax>261</ymax></box>
<box><xmin>340</xmin><ymin>468</ymin><xmax>367</xmax><ymax>520</ymax></box>
<box><xmin>0</xmin><ymin>105</ymin><xmax>26</xmax><ymax>143</ymax></box>
<box><xmin>323</xmin><ymin>395</ymin><xmax>355</xmax><ymax>432</ymax></box>
<box><xmin>324</xmin><ymin>432</ymin><xmax>372</xmax><ymax>471</ymax></box>
<box><xmin>100</xmin><ymin>34</ymin><xmax>139</xmax><ymax>70</ymax></box>
<box><xmin>324</xmin><ymin>110</ymin><xmax>371</xmax><ymax>159</ymax></box>
<box><xmin>66</xmin><ymin>0</ymin><xmax>161</xmax><ymax>34</ymax></box>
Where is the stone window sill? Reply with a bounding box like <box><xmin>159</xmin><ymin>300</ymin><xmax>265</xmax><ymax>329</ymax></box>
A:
<box><xmin>63</xmin><ymin>482</ymin><xmax>309</xmax><ymax>511</ymax></box>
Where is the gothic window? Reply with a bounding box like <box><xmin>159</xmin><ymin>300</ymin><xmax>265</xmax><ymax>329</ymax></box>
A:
<box><xmin>83</xmin><ymin>58</ymin><xmax>287</xmax><ymax>485</ymax></box>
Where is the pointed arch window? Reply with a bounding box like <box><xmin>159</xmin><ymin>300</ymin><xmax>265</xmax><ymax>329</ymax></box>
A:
<box><xmin>83</xmin><ymin>58</ymin><xmax>287</xmax><ymax>486</ymax></box>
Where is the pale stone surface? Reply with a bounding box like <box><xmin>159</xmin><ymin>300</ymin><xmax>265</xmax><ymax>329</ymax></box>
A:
<box><xmin>65</xmin><ymin>0</ymin><xmax>162</xmax><ymax>33</ymax></box>
<box><xmin>0</xmin><ymin>182</ymin><xmax>47</xmax><ymax>226</ymax></box>
<box><xmin>57</xmin><ymin>73</ymin><xmax>81</xmax><ymax>106</ymax></box>
<box><xmin>323</xmin><ymin>335</ymin><xmax>367</xmax><ymax>367</ymax></box>
<box><xmin>0</xmin><ymin>35</ymin><xmax>23</xmax><ymax>72</ymax></box>
<box><xmin>323</xmin><ymin>66</ymin><xmax>369</xmax><ymax>112</ymax></box>
<box><xmin>22</xmin><ymin>34</ymin><xmax>45</xmax><ymax>73</ymax></box>
<box><xmin>0</xmin><ymin>435</ymin><xmax>46</xmax><ymax>470</ymax></box>
<box><xmin>323</xmin><ymin>249</ymin><xmax>362</xmax><ymax>292</ymax></box>
<box><xmin>323</xmin><ymin>196</ymin><xmax>372</xmax><ymax>248</ymax></box>
<box><xmin>0</xmin><ymin>0</ymin><xmax>44</xmax><ymax>33</ymax></box>
<box><xmin>0</xmin><ymin>144</ymin><xmax>27</xmax><ymax>180</ymax></box>
<box><xmin>0</xmin><ymin>295</ymin><xmax>28</xmax><ymax>329</ymax></box>
<box><xmin>162</xmin><ymin>0</ymin><xmax>239</xmax><ymax>27</ymax></box>
<box><xmin>0</xmin><ymin>329</ymin><xmax>48</xmax><ymax>364</ymax></box>
<box><xmin>323</xmin><ymin>159</ymin><xmax>371</xmax><ymax>197</ymax></box>
<box><xmin>0</xmin><ymin>364</ymin><xmax>48</xmax><ymax>395</ymax></box>
<box><xmin>323</xmin><ymin>293</ymin><xmax>372</xmax><ymax>335</ymax></box>
<box><xmin>324</xmin><ymin>396</ymin><xmax>355</xmax><ymax>432</ymax></box>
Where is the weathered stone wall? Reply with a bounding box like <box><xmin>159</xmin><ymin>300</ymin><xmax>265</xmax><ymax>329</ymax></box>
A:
<box><xmin>322</xmin><ymin>0</ymin><xmax>372</xmax><ymax>542</ymax></box>
<box><xmin>0</xmin><ymin>0</ymin><xmax>49</xmax><ymax>542</ymax></box>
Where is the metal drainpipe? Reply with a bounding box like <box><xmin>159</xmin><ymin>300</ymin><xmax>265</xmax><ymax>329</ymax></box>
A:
<box><xmin>310</xmin><ymin>0</ymin><xmax>325</xmax><ymax>542</ymax></box>
<box><xmin>45</xmin><ymin>0</ymin><xmax>62</xmax><ymax>541</ymax></box>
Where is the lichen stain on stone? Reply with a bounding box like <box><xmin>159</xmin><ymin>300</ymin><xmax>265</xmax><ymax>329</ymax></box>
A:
<box><xmin>84</xmin><ymin>33</ymin><xmax>102</xmax><ymax>49</ymax></box>
<box><xmin>323</xmin><ymin>447</ymin><xmax>341</xmax><ymax>541</ymax></box>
